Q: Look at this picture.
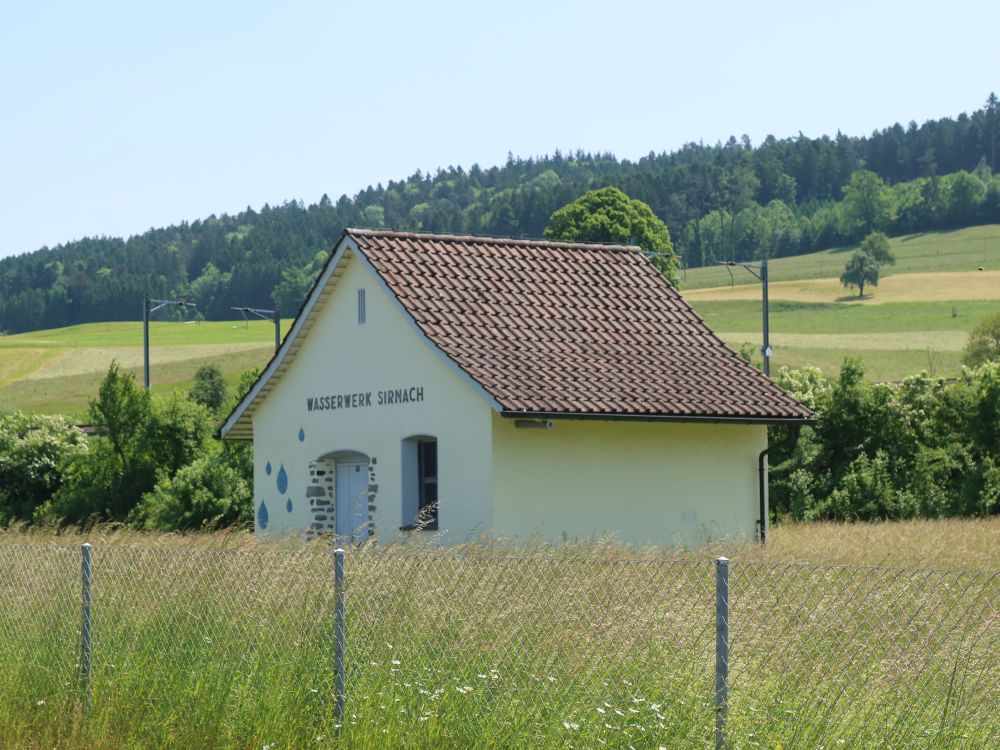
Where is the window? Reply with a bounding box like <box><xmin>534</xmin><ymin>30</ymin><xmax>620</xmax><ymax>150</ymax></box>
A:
<box><xmin>401</xmin><ymin>436</ymin><xmax>438</xmax><ymax>530</ymax></box>
<box><xmin>417</xmin><ymin>439</ymin><xmax>438</xmax><ymax>528</ymax></box>
<box><xmin>358</xmin><ymin>288</ymin><xmax>366</xmax><ymax>324</ymax></box>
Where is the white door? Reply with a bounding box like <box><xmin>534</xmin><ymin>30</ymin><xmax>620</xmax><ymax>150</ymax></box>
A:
<box><xmin>335</xmin><ymin>461</ymin><xmax>368</xmax><ymax>542</ymax></box>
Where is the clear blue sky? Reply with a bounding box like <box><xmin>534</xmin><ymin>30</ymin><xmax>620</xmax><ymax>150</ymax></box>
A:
<box><xmin>1</xmin><ymin>0</ymin><xmax>996</xmax><ymax>259</ymax></box>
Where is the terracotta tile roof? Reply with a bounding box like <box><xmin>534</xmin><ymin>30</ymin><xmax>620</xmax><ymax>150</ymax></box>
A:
<box><xmin>349</xmin><ymin>229</ymin><xmax>810</xmax><ymax>421</ymax></box>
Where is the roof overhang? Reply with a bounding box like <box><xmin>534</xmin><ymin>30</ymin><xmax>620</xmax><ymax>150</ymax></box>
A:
<box><xmin>499</xmin><ymin>410</ymin><xmax>815</xmax><ymax>426</ymax></box>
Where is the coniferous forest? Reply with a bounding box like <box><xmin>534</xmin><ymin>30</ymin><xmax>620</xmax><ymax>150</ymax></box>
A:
<box><xmin>1</xmin><ymin>95</ymin><xmax>998</xmax><ymax>335</ymax></box>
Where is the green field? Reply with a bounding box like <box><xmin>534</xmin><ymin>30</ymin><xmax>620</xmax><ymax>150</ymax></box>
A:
<box><xmin>0</xmin><ymin>320</ymin><xmax>291</xmax><ymax>415</ymax></box>
<box><xmin>679</xmin><ymin>225</ymin><xmax>1000</xmax><ymax>380</ymax></box>
<box><xmin>679</xmin><ymin>224</ymin><xmax>1000</xmax><ymax>290</ymax></box>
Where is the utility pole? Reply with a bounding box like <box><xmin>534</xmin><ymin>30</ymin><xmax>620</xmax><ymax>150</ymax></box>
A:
<box><xmin>143</xmin><ymin>295</ymin><xmax>197</xmax><ymax>390</ymax></box>
<box><xmin>231</xmin><ymin>306</ymin><xmax>281</xmax><ymax>352</ymax></box>
<box><xmin>717</xmin><ymin>259</ymin><xmax>771</xmax><ymax>377</ymax></box>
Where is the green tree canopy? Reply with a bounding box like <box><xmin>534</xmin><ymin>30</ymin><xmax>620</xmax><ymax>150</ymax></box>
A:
<box><xmin>36</xmin><ymin>362</ymin><xmax>219</xmax><ymax>524</ymax></box>
<box><xmin>0</xmin><ymin>412</ymin><xmax>88</xmax><ymax>523</ymax></box>
<box><xmin>839</xmin><ymin>250</ymin><xmax>880</xmax><ymax>297</ymax></box>
<box><xmin>545</xmin><ymin>187</ymin><xmax>679</xmax><ymax>283</ymax></box>
<box><xmin>859</xmin><ymin>231</ymin><xmax>895</xmax><ymax>266</ymax></box>
<box><xmin>190</xmin><ymin>364</ymin><xmax>228</xmax><ymax>412</ymax></box>
<box><xmin>839</xmin><ymin>170</ymin><xmax>897</xmax><ymax>238</ymax></box>
<box><xmin>962</xmin><ymin>313</ymin><xmax>1000</xmax><ymax>367</ymax></box>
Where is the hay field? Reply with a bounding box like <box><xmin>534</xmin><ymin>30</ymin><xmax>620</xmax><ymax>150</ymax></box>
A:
<box><xmin>0</xmin><ymin>225</ymin><xmax>998</xmax><ymax>412</ymax></box>
<box><xmin>716</xmin><ymin>330</ymin><xmax>968</xmax><ymax>351</ymax></box>
<box><xmin>684</xmin><ymin>270</ymin><xmax>1000</xmax><ymax>304</ymax></box>
<box><xmin>0</xmin><ymin>320</ymin><xmax>287</xmax><ymax>415</ymax></box>
<box><xmin>679</xmin><ymin>225</ymin><xmax>1000</xmax><ymax>379</ymax></box>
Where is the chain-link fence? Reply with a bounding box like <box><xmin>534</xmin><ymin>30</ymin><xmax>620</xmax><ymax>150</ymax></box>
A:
<box><xmin>1</xmin><ymin>543</ymin><xmax>996</xmax><ymax>748</ymax></box>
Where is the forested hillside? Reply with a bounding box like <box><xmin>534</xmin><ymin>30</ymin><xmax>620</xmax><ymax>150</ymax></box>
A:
<box><xmin>1</xmin><ymin>95</ymin><xmax>998</xmax><ymax>334</ymax></box>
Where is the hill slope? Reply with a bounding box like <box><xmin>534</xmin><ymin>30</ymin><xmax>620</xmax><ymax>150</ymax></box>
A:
<box><xmin>679</xmin><ymin>225</ymin><xmax>1000</xmax><ymax>380</ymax></box>
<box><xmin>0</xmin><ymin>320</ymin><xmax>287</xmax><ymax>415</ymax></box>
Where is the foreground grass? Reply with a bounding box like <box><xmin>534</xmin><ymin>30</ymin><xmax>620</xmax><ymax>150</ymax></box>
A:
<box><xmin>5</xmin><ymin>516</ymin><xmax>998</xmax><ymax>567</ymax></box>
<box><xmin>1</xmin><ymin>520</ymin><xmax>996</xmax><ymax>748</ymax></box>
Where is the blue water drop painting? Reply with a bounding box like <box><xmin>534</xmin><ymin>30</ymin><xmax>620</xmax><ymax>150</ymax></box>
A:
<box><xmin>276</xmin><ymin>464</ymin><xmax>288</xmax><ymax>494</ymax></box>
<box><xmin>257</xmin><ymin>501</ymin><xmax>269</xmax><ymax>530</ymax></box>
<box><xmin>265</xmin><ymin>461</ymin><xmax>272</xmax><ymax>476</ymax></box>
<box><xmin>298</xmin><ymin>427</ymin><xmax>305</xmax><ymax>442</ymax></box>
<box><xmin>286</xmin><ymin>498</ymin><xmax>293</xmax><ymax>513</ymax></box>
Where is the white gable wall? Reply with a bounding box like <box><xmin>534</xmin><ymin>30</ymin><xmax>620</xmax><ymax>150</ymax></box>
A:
<box><xmin>251</xmin><ymin>251</ymin><xmax>494</xmax><ymax>542</ymax></box>
<box><xmin>490</xmin><ymin>415</ymin><xmax>766</xmax><ymax>546</ymax></box>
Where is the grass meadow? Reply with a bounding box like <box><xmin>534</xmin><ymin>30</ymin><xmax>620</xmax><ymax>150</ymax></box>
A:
<box><xmin>1</xmin><ymin>519</ymin><xmax>997</xmax><ymax>749</ymax></box>
<box><xmin>678</xmin><ymin>225</ymin><xmax>1000</xmax><ymax>380</ymax></box>
<box><xmin>0</xmin><ymin>320</ymin><xmax>290</xmax><ymax>415</ymax></box>
<box><xmin>679</xmin><ymin>225</ymin><xmax>1000</xmax><ymax>290</ymax></box>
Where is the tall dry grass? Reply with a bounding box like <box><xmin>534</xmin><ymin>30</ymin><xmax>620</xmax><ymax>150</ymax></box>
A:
<box><xmin>4</xmin><ymin>516</ymin><xmax>996</xmax><ymax>568</ymax></box>
<box><xmin>1</xmin><ymin>518</ymin><xmax>996</xmax><ymax>748</ymax></box>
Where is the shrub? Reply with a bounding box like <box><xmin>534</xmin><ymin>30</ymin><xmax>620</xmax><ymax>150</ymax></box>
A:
<box><xmin>134</xmin><ymin>450</ymin><xmax>252</xmax><ymax>530</ymax></box>
<box><xmin>189</xmin><ymin>364</ymin><xmax>228</xmax><ymax>412</ymax></box>
<box><xmin>0</xmin><ymin>411</ymin><xmax>88</xmax><ymax>523</ymax></box>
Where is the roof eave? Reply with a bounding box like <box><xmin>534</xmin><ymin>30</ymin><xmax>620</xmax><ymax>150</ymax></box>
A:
<box><xmin>499</xmin><ymin>410</ymin><xmax>815</xmax><ymax>426</ymax></box>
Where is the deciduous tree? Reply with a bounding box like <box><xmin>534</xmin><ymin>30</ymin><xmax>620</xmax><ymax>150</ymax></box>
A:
<box><xmin>962</xmin><ymin>313</ymin><xmax>1000</xmax><ymax>367</ymax></box>
<box><xmin>190</xmin><ymin>364</ymin><xmax>228</xmax><ymax>412</ymax></box>
<box><xmin>859</xmin><ymin>231</ymin><xmax>895</xmax><ymax>266</ymax></box>
<box><xmin>545</xmin><ymin>187</ymin><xmax>678</xmax><ymax>282</ymax></box>
<box><xmin>839</xmin><ymin>250</ymin><xmax>880</xmax><ymax>297</ymax></box>
<box><xmin>839</xmin><ymin>170</ymin><xmax>897</xmax><ymax>238</ymax></box>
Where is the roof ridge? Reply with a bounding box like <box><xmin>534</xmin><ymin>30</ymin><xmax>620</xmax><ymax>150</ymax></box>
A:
<box><xmin>346</xmin><ymin>227</ymin><xmax>642</xmax><ymax>253</ymax></box>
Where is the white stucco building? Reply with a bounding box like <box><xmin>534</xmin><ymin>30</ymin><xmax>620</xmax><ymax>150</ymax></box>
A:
<box><xmin>220</xmin><ymin>229</ymin><xmax>810</xmax><ymax>546</ymax></box>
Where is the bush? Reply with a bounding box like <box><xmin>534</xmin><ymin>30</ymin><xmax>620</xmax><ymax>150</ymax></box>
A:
<box><xmin>770</xmin><ymin>359</ymin><xmax>1000</xmax><ymax>523</ymax></box>
<box><xmin>0</xmin><ymin>411</ymin><xmax>88</xmax><ymax>523</ymax></box>
<box><xmin>134</xmin><ymin>450</ymin><xmax>252</xmax><ymax>530</ymax></box>
<box><xmin>962</xmin><ymin>313</ymin><xmax>1000</xmax><ymax>367</ymax></box>
<box><xmin>189</xmin><ymin>364</ymin><xmax>227</xmax><ymax>412</ymax></box>
<box><xmin>36</xmin><ymin>363</ymin><xmax>219</xmax><ymax>525</ymax></box>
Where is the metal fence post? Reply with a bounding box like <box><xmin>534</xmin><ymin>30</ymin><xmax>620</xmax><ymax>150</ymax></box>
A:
<box><xmin>715</xmin><ymin>557</ymin><xmax>730</xmax><ymax>750</ymax></box>
<box><xmin>334</xmin><ymin>548</ymin><xmax>346</xmax><ymax>724</ymax></box>
<box><xmin>80</xmin><ymin>543</ymin><xmax>93</xmax><ymax>709</ymax></box>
